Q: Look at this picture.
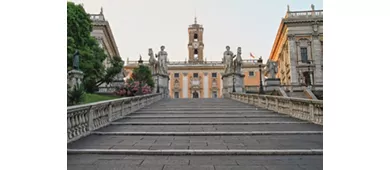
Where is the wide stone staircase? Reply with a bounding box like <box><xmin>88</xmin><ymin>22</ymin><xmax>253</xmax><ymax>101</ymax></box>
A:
<box><xmin>68</xmin><ymin>98</ymin><xmax>323</xmax><ymax>170</ymax></box>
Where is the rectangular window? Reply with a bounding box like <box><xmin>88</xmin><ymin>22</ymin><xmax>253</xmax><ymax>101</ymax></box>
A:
<box><xmin>300</xmin><ymin>47</ymin><xmax>308</xmax><ymax>63</ymax></box>
<box><xmin>193</xmin><ymin>73</ymin><xmax>198</xmax><ymax>78</ymax></box>
<box><xmin>212</xmin><ymin>73</ymin><xmax>217</xmax><ymax>78</ymax></box>
<box><xmin>174</xmin><ymin>73</ymin><xmax>180</xmax><ymax>78</ymax></box>
<box><xmin>249</xmin><ymin>71</ymin><xmax>255</xmax><ymax>77</ymax></box>
<box><xmin>174</xmin><ymin>92</ymin><xmax>179</xmax><ymax>98</ymax></box>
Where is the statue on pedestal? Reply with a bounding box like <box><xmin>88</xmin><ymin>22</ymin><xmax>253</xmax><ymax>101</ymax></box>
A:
<box><xmin>222</xmin><ymin>46</ymin><xmax>236</xmax><ymax>74</ymax></box>
<box><xmin>234</xmin><ymin>47</ymin><xmax>243</xmax><ymax>74</ymax></box>
<box><xmin>148</xmin><ymin>48</ymin><xmax>157</xmax><ymax>75</ymax></box>
<box><xmin>73</xmin><ymin>50</ymin><xmax>80</xmax><ymax>70</ymax></box>
<box><xmin>156</xmin><ymin>45</ymin><xmax>168</xmax><ymax>75</ymax></box>
<box><xmin>265</xmin><ymin>59</ymin><xmax>278</xmax><ymax>79</ymax></box>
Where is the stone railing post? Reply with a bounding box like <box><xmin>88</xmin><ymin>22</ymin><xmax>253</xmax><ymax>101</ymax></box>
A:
<box><xmin>289</xmin><ymin>99</ymin><xmax>294</xmax><ymax>114</ymax></box>
<box><xmin>275</xmin><ymin>98</ymin><xmax>279</xmax><ymax>112</ymax></box>
<box><xmin>87</xmin><ymin>106</ymin><xmax>94</xmax><ymax>131</ymax></box>
<box><xmin>309</xmin><ymin>102</ymin><xmax>314</xmax><ymax>117</ymax></box>
<box><xmin>265</xmin><ymin>96</ymin><xmax>269</xmax><ymax>109</ymax></box>
<box><xmin>108</xmin><ymin>103</ymin><xmax>112</xmax><ymax>121</ymax></box>
<box><xmin>129</xmin><ymin>99</ymin><xmax>133</xmax><ymax>114</ymax></box>
<box><xmin>121</xmin><ymin>100</ymin><xmax>125</xmax><ymax>117</ymax></box>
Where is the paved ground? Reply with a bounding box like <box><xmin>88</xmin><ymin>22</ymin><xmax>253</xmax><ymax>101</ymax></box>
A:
<box><xmin>68</xmin><ymin>98</ymin><xmax>323</xmax><ymax>170</ymax></box>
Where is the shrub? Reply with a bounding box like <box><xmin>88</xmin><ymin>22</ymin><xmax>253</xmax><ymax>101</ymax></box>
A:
<box><xmin>67</xmin><ymin>83</ymin><xmax>86</xmax><ymax>106</ymax></box>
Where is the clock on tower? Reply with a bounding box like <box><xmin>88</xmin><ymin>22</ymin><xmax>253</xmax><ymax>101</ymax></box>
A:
<box><xmin>188</xmin><ymin>17</ymin><xmax>204</xmax><ymax>63</ymax></box>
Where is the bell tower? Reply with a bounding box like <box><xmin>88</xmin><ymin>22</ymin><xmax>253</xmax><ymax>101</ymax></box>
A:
<box><xmin>188</xmin><ymin>17</ymin><xmax>204</xmax><ymax>63</ymax></box>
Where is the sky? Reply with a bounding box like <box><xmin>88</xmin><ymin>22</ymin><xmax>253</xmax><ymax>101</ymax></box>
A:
<box><xmin>71</xmin><ymin>0</ymin><xmax>323</xmax><ymax>62</ymax></box>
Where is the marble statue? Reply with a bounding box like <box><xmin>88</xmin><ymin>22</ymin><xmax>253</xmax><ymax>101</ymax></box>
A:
<box><xmin>222</xmin><ymin>46</ymin><xmax>236</xmax><ymax>74</ymax></box>
<box><xmin>234</xmin><ymin>47</ymin><xmax>243</xmax><ymax>74</ymax></box>
<box><xmin>148</xmin><ymin>48</ymin><xmax>157</xmax><ymax>75</ymax></box>
<box><xmin>299</xmin><ymin>70</ymin><xmax>305</xmax><ymax>85</ymax></box>
<box><xmin>156</xmin><ymin>45</ymin><xmax>168</xmax><ymax>75</ymax></box>
<box><xmin>73</xmin><ymin>50</ymin><xmax>80</xmax><ymax>70</ymax></box>
<box><xmin>266</xmin><ymin>59</ymin><xmax>278</xmax><ymax>79</ymax></box>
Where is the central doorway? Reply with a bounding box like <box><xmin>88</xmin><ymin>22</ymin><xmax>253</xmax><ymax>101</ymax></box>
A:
<box><xmin>192</xmin><ymin>91</ymin><xmax>199</xmax><ymax>98</ymax></box>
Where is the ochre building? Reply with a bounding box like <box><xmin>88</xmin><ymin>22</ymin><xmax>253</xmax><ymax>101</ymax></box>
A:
<box><xmin>124</xmin><ymin>18</ymin><xmax>260</xmax><ymax>98</ymax></box>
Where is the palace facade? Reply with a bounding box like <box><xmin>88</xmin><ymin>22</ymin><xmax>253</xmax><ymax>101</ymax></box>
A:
<box><xmin>124</xmin><ymin>5</ymin><xmax>323</xmax><ymax>98</ymax></box>
<box><xmin>124</xmin><ymin>18</ymin><xmax>261</xmax><ymax>98</ymax></box>
<box><xmin>268</xmin><ymin>5</ymin><xmax>323</xmax><ymax>86</ymax></box>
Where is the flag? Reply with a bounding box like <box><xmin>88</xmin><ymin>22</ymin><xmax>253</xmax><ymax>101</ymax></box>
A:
<box><xmin>250</xmin><ymin>52</ymin><xmax>255</xmax><ymax>59</ymax></box>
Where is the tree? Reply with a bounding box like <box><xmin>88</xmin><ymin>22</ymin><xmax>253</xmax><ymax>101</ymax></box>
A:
<box><xmin>130</xmin><ymin>65</ymin><xmax>155</xmax><ymax>88</ymax></box>
<box><xmin>67</xmin><ymin>2</ymin><xmax>123</xmax><ymax>93</ymax></box>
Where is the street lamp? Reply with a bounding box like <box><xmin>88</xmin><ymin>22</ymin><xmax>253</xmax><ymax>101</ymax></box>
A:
<box><xmin>156</xmin><ymin>74</ymin><xmax>160</xmax><ymax>93</ymax></box>
<box><xmin>258</xmin><ymin>56</ymin><xmax>265</xmax><ymax>94</ymax></box>
<box><xmin>232</xmin><ymin>62</ymin><xmax>236</xmax><ymax>92</ymax></box>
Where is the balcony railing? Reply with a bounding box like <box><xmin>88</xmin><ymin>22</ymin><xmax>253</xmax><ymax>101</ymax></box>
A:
<box><xmin>228</xmin><ymin>93</ymin><xmax>323</xmax><ymax>125</ymax></box>
<box><xmin>285</xmin><ymin>10</ymin><xmax>323</xmax><ymax>19</ymax></box>
<box><xmin>90</xmin><ymin>14</ymin><xmax>105</xmax><ymax>21</ymax></box>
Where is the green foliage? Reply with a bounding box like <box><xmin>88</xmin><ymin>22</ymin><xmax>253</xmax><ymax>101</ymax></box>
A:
<box><xmin>130</xmin><ymin>65</ymin><xmax>155</xmax><ymax>88</ymax></box>
<box><xmin>83</xmin><ymin>93</ymin><xmax>120</xmax><ymax>104</ymax></box>
<box><xmin>67</xmin><ymin>83</ymin><xmax>86</xmax><ymax>106</ymax></box>
<box><xmin>67</xmin><ymin>2</ymin><xmax>123</xmax><ymax>93</ymax></box>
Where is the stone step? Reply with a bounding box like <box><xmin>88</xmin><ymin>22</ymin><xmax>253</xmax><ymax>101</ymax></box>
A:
<box><xmin>134</xmin><ymin>110</ymin><xmax>273</xmax><ymax>114</ymax></box>
<box><xmin>68</xmin><ymin>134</ymin><xmax>323</xmax><ymax>150</ymax></box>
<box><xmin>111</xmin><ymin>121</ymin><xmax>309</xmax><ymax>125</ymax></box>
<box><xmin>118</xmin><ymin>117</ymin><xmax>301</xmax><ymax>122</ymax></box>
<box><xmin>97</xmin><ymin>124</ymin><xmax>323</xmax><ymax>132</ymax></box>
<box><xmin>67</xmin><ymin>149</ymin><xmax>323</xmax><ymax>155</ymax></box>
<box><xmin>125</xmin><ymin>115</ymin><xmax>290</xmax><ymax>119</ymax></box>
<box><xmin>91</xmin><ymin>131</ymin><xmax>323</xmax><ymax>136</ymax></box>
<box><xmin>139</xmin><ymin>108</ymin><xmax>262</xmax><ymax>111</ymax></box>
<box><xmin>68</xmin><ymin>154</ymin><xmax>323</xmax><ymax>170</ymax></box>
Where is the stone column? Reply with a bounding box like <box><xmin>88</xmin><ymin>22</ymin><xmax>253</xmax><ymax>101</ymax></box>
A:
<box><xmin>182</xmin><ymin>72</ymin><xmax>188</xmax><ymax>98</ymax></box>
<box><xmin>288</xmin><ymin>35</ymin><xmax>299</xmax><ymax>85</ymax></box>
<box><xmin>312</xmin><ymin>35</ymin><xmax>323</xmax><ymax>85</ymax></box>
<box><xmin>203</xmin><ymin>72</ymin><xmax>209</xmax><ymax>98</ymax></box>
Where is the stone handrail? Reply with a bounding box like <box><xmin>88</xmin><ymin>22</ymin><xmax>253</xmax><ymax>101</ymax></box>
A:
<box><xmin>67</xmin><ymin>93</ymin><xmax>163</xmax><ymax>143</ymax></box>
<box><xmin>228</xmin><ymin>93</ymin><xmax>323</xmax><ymax>125</ymax></box>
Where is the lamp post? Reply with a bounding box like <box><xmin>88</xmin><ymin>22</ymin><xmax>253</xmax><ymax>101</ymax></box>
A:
<box><xmin>258</xmin><ymin>56</ymin><xmax>265</xmax><ymax>94</ymax></box>
<box><xmin>232</xmin><ymin>62</ymin><xmax>236</xmax><ymax>93</ymax></box>
<box><xmin>156</xmin><ymin>74</ymin><xmax>160</xmax><ymax>93</ymax></box>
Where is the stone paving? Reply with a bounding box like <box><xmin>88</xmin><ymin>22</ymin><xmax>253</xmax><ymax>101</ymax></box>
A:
<box><xmin>68</xmin><ymin>98</ymin><xmax>323</xmax><ymax>170</ymax></box>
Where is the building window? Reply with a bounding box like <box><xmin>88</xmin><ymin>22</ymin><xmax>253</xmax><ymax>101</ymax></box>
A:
<box><xmin>194</xmin><ymin>34</ymin><xmax>198</xmax><ymax>40</ymax></box>
<box><xmin>193</xmin><ymin>73</ymin><xmax>198</xmax><ymax>78</ymax></box>
<box><xmin>174</xmin><ymin>92</ymin><xmax>179</xmax><ymax>98</ymax></box>
<box><xmin>300</xmin><ymin>47</ymin><xmax>308</xmax><ymax>63</ymax></box>
<box><xmin>212</xmin><ymin>73</ymin><xmax>217</xmax><ymax>78</ymax></box>
<box><xmin>249</xmin><ymin>71</ymin><xmax>255</xmax><ymax>77</ymax></box>
<box><xmin>174</xmin><ymin>73</ymin><xmax>180</xmax><ymax>78</ymax></box>
<box><xmin>212</xmin><ymin>91</ymin><xmax>218</xmax><ymax>98</ymax></box>
<box><xmin>212</xmin><ymin>79</ymin><xmax>217</xmax><ymax>87</ymax></box>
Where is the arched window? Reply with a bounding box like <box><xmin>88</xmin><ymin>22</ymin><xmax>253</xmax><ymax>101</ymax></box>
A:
<box><xmin>194</xmin><ymin>33</ymin><xmax>198</xmax><ymax>41</ymax></box>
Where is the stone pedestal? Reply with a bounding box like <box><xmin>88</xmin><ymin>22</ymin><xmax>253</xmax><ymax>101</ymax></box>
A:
<box><xmin>221</xmin><ymin>73</ymin><xmax>245</xmax><ymax>97</ymax></box>
<box><xmin>153</xmin><ymin>73</ymin><xmax>170</xmax><ymax>98</ymax></box>
<box><xmin>264</xmin><ymin>78</ymin><xmax>281</xmax><ymax>92</ymax></box>
<box><xmin>67</xmin><ymin>69</ymin><xmax>84</xmax><ymax>90</ymax></box>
